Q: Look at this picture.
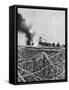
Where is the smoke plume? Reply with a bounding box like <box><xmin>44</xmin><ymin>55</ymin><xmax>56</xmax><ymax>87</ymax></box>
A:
<box><xmin>17</xmin><ymin>13</ymin><xmax>32</xmax><ymax>45</ymax></box>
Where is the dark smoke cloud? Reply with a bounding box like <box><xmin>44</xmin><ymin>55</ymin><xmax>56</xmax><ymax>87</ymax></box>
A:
<box><xmin>17</xmin><ymin>13</ymin><xmax>32</xmax><ymax>45</ymax></box>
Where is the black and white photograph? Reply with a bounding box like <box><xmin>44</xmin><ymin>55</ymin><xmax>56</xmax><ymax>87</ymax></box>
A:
<box><xmin>0</xmin><ymin>0</ymin><xmax>69</xmax><ymax>89</ymax></box>
<box><xmin>17</xmin><ymin>6</ymin><xmax>67</xmax><ymax>83</ymax></box>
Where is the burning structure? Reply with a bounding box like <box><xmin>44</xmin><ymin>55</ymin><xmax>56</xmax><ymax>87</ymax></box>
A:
<box><xmin>18</xmin><ymin>13</ymin><xmax>51</xmax><ymax>47</ymax></box>
<box><xmin>18</xmin><ymin>13</ymin><xmax>34</xmax><ymax>46</ymax></box>
<box><xmin>18</xmin><ymin>13</ymin><xmax>60</xmax><ymax>47</ymax></box>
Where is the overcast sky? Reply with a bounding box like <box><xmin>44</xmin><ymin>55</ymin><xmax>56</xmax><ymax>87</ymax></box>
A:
<box><xmin>18</xmin><ymin>8</ymin><xmax>65</xmax><ymax>45</ymax></box>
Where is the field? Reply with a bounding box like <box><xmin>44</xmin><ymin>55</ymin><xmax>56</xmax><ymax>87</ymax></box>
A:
<box><xmin>17</xmin><ymin>46</ymin><xmax>65</xmax><ymax>82</ymax></box>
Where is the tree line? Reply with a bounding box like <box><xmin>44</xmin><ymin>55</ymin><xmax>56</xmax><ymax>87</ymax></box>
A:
<box><xmin>38</xmin><ymin>37</ymin><xmax>65</xmax><ymax>47</ymax></box>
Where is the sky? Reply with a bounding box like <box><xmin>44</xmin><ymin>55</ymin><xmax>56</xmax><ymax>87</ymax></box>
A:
<box><xmin>18</xmin><ymin>8</ymin><xmax>65</xmax><ymax>46</ymax></box>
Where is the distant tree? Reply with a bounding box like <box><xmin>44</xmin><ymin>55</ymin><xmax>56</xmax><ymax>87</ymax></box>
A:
<box><xmin>63</xmin><ymin>44</ymin><xmax>65</xmax><ymax>47</ymax></box>
<box><xmin>48</xmin><ymin>43</ymin><xmax>51</xmax><ymax>47</ymax></box>
<box><xmin>39</xmin><ymin>37</ymin><xmax>42</xmax><ymax>45</ymax></box>
<box><xmin>39</xmin><ymin>37</ymin><xmax>41</xmax><ymax>43</ymax></box>
<box><xmin>52</xmin><ymin>43</ymin><xmax>55</xmax><ymax>47</ymax></box>
<box><xmin>56</xmin><ymin>43</ymin><xmax>60</xmax><ymax>47</ymax></box>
